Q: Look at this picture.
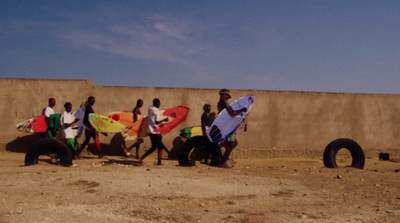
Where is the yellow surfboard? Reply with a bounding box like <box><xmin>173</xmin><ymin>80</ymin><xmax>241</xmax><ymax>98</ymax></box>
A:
<box><xmin>89</xmin><ymin>113</ymin><xmax>126</xmax><ymax>133</ymax></box>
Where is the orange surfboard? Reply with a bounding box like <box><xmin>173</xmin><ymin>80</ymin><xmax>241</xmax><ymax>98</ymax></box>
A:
<box><xmin>109</xmin><ymin>106</ymin><xmax>189</xmax><ymax>139</ymax></box>
<box><xmin>109</xmin><ymin>112</ymin><xmax>146</xmax><ymax>140</ymax></box>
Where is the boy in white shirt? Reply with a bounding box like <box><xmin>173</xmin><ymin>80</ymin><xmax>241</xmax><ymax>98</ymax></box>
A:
<box><xmin>43</xmin><ymin>98</ymin><xmax>56</xmax><ymax>138</ymax></box>
<box><xmin>137</xmin><ymin>98</ymin><xmax>169</xmax><ymax>165</ymax></box>
<box><xmin>62</xmin><ymin>102</ymin><xmax>78</xmax><ymax>155</ymax></box>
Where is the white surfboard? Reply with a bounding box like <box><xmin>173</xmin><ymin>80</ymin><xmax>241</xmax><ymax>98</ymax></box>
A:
<box><xmin>207</xmin><ymin>95</ymin><xmax>255</xmax><ymax>143</ymax></box>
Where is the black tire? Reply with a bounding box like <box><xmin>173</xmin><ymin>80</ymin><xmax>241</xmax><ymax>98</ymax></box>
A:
<box><xmin>323</xmin><ymin>138</ymin><xmax>365</xmax><ymax>169</ymax></box>
<box><xmin>178</xmin><ymin>136</ymin><xmax>222</xmax><ymax>166</ymax></box>
<box><xmin>25</xmin><ymin>139</ymin><xmax>73</xmax><ymax>167</ymax></box>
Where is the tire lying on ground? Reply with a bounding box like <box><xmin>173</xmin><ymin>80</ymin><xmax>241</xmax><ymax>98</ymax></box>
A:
<box><xmin>25</xmin><ymin>138</ymin><xmax>73</xmax><ymax>167</ymax></box>
<box><xmin>323</xmin><ymin>138</ymin><xmax>365</xmax><ymax>169</ymax></box>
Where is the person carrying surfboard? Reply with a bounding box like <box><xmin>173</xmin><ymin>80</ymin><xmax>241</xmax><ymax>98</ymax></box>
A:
<box><xmin>122</xmin><ymin>99</ymin><xmax>145</xmax><ymax>158</ymax></box>
<box><xmin>43</xmin><ymin>98</ymin><xmax>58</xmax><ymax>163</ymax></box>
<box><xmin>75</xmin><ymin>96</ymin><xmax>102</xmax><ymax>159</ymax></box>
<box><xmin>199</xmin><ymin>104</ymin><xmax>212</xmax><ymax>164</ymax></box>
<box><xmin>137</xmin><ymin>98</ymin><xmax>169</xmax><ymax>165</ymax></box>
<box><xmin>43</xmin><ymin>98</ymin><xmax>56</xmax><ymax>138</ymax></box>
<box><xmin>217</xmin><ymin>89</ymin><xmax>247</xmax><ymax>168</ymax></box>
<box><xmin>62</xmin><ymin>102</ymin><xmax>79</xmax><ymax>156</ymax></box>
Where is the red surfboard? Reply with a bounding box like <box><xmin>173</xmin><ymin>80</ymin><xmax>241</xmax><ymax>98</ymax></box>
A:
<box><xmin>110</xmin><ymin>106</ymin><xmax>190</xmax><ymax>138</ymax></box>
<box><xmin>30</xmin><ymin>116</ymin><xmax>48</xmax><ymax>133</ymax></box>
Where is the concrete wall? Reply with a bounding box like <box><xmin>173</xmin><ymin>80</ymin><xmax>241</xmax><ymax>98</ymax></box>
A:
<box><xmin>2</xmin><ymin>78</ymin><xmax>399</xmax><ymax>158</ymax></box>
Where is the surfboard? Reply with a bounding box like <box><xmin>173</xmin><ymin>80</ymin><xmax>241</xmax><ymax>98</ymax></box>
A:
<box><xmin>109</xmin><ymin>106</ymin><xmax>190</xmax><ymax>138</ymax></box>
<box><xmin>89</xmin><ymin>113</ymin><xmax>127</xmax><ymax>133</ymax></box>
<box><xmin>179</xmin><ymin>126</ymin><xmax>207</xmax><ymax>139</ymax></box>
<box><xmin>30</xmin><ymin>116</ymin><xmax>48</xmax><ymax>133</ymax></box>
<box><xmin>73</xmin><ymin>106</ymin><xmax>85</xmax><ymax>127</ymax></box>
<box><xmin>109</xmin><ymin>112</ymin><xmax>146</xmax><ymax>140</ymax></box>
<box><xmin>207</xmin><ymin>95</ymin><xmax>255</xmax><ymax>143</ymax></box>
<box><xmin>158</xmin><ymin>106</ymin><xmax>190</xmax><ymax>134</ymax></box>
<box><xmin>16</xmin><ymin>118</ymin><xmax>34</xmax><ymax>132</ymax></box>
<box><xmin>17</xmin><ymin>114</ymin><xmax>62</xmax><ymax>133</ymax></box>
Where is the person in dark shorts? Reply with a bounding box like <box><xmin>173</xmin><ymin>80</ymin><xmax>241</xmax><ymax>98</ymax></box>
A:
<box><xmin>75</xmin><ymin>96</ymin><xmax>102</xmax><ymax>158</ymax></box>
<box><xmin>123</xmin><ymin>99</ymin><xmax>145</xmax><ymax>158</ymax></box>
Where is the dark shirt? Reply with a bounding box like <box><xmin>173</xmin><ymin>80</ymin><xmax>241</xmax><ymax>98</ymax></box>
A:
<box><xmin>201</xmin><ymin>112</ymin><xmax>211</xmax><ymax>127</ymax></box>
<box><xmin>218</xmin><ymin>98</ymin><xmax>228</xmax><ymax>114</ymax></box>
<box><xmin>83</xmin><ymin>105</ymin><xmax>94</xmax><ymax>128</ymax></box>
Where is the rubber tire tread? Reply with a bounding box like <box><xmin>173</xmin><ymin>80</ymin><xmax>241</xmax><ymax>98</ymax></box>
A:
<box><xmin>25</xmin><ymin>138</ymin><xmax>73</xmax><ymax>167</ymax></box>
<box><xmin>323</xmin><ymin>138</ymin><xmax>365</xmax><ymax>169</ymax></box>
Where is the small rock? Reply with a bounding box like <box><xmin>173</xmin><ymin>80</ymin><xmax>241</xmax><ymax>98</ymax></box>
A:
<box><xmin>395</xmin><ymin>169</ymin><xmax>399</xmax><ymax>173</ymax></box>
<box><xmin>146</xmin><ymin>168</ymin><xmax>151</xmax><ymax>171</ymax></box>
<box><xmin>336</xmin><ymin>175</ymin><xmax>342</xmax><ymax>179</ymax></box>
<box><xmin>228</xmin><ymin>215</ymin><xmax>235</xmax><ymax>218</ymax></box>
<box><xmin>299</xmin><ymin>215</ymin><xmax>308</xmax><ymax>219</ymax></box>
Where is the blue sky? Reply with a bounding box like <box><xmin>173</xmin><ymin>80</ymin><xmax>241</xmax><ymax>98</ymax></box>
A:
<box><xmin>1</xmin><ymin>0</ymin><xmax>399</xmax><ymax>94</ymax></box>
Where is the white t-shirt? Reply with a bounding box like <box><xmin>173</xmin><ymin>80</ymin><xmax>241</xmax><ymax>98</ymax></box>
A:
<box><xmin>62</xmin><ymin>111</ymin><xmax>74</xmax><ymax>139</ymax></box>
<box><xmin>44</xmin><ymin>107</ymin><xmax>54</xmax><ymax>117</ymax></box>
<box><xmin>147</xmin><ymin>106</ymin><xmax>161</xmax><ymax>134</ymax></box>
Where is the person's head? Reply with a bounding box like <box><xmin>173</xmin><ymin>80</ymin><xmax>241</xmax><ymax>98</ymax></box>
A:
<box><xmin>48</xmin><ymin>98</ymin><xmax>56</xmax><ymax>108</ymax></box>
<box><xmin>136</xmin><ymin>99</ymin><xmax>143</xmax><ymax>108</ymax></box>
<box><xmin>219</xmin><ymin>89</ymin><xmax>231</xmax><ymax>99</ymax></box>
<box><xmin>64</xmin><ymin>102</ymin><xmax>72</xmax><ymax>112</ymax></box>
<box><xmin>153</xmin><ymin>98</ymin><xmax>160</xmax><ymax>108</ymax></box>
<box><xmin>88</xmin><ymin>96</ymin><xmax>95</xmax><ymax>105</ymax></box>
<box><xmin>203</xmin><ymin>104</ymin><xmax>211</xmax><ymax>113</ymax></box>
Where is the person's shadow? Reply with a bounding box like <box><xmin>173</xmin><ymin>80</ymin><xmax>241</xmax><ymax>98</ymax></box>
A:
<box><xmin>85</xmin><ymin>133</ymin><xmax>126</xmax><ymax>156</ymax></box>
<box><xmin>169</xmin><ymin>136</ymin><xmax>185</xmax><ymax>160</ymax></box>
<box><xmin>6</xmin><ymin>134</ymin><xmax>43</xmax><ymax>153</ymax></box>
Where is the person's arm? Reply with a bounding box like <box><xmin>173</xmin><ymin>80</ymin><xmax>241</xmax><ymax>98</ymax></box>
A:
<box><xmin>201</xmin><ymin>114</ymin><xmax>208</xmax><ymax>136</ymax></box>
<box><xmin>155</xmin><ymin>117</ymin><xmax>168</xmax><ymax>125</ymax></box>
<box><xmin>64</xmin><ymin>118</ymin><xmax>78</xmax><ymax>128</ymax></box>
<box><xmin>83</xmin><ymin>106</ymin><xmax>94</xmax><ymax>129</ymax></box>
<box><xmin>133</xmin><ymin>108</ymin><xmax>138</xmax><ymax>123</ymax></box>
<box><xmin>224</xmin><ymin>100</ymin><xmax>247</xmax><ymax>117</ymax></box>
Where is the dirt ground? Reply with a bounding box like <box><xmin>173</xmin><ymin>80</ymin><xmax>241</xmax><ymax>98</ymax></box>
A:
<box><xmin>0</xmin><ymin>146</ymin><xmax>399</xmax><ymax>223</ymax></box>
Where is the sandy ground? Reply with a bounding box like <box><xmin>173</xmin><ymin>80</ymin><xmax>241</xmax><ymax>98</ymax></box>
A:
<box><xmin>0</xmin><ymin>147</ymin><xmax>399</xmax><ymax>223</ymax></box>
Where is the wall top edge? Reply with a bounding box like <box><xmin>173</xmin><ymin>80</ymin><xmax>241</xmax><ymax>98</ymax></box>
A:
<box><xmin>1</xmin><ymin>78</ymin><xmax>398</xmax><ymax>96</ymax></box>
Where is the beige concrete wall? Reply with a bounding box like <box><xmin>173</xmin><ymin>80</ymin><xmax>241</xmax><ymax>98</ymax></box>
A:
<box><xmin>2</xmin><ymin>78</ymin><xmax>399</xmax><ymax>158</ymax></box>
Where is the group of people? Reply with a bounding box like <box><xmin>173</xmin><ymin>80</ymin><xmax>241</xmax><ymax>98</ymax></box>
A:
<box><xmin>42</xmin><ymin>96</ymin><xmax>100</xmax><ymax>161</ymax></box>
<box><xmin>42</xmin><ymin>88</ymin><xmax>246</xmax><ymax>168</ymax></box>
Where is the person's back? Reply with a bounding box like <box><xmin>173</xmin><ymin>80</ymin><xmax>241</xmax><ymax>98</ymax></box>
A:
<box><xmin>201</xmin><ymin>104</ymin><xmax>211</xmax><ymax>136</ymax></box>
<box><xmin>132</xmin><ymin>99</ymin><xmax>143</xmax><ymax>123</ymax></box>
<box><xmin>147</xmin><ymin>105</ymin><xmax>160</xmax><ymax>134</ymax></box>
